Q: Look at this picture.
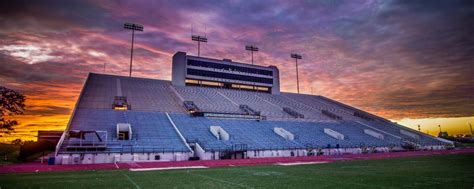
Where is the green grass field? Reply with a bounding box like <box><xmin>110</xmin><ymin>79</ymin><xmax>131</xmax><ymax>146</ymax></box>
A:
<box><xmin>1</xmin><ymin>154</ymin><xmax>473</xmax><ymax>189</ymax></box>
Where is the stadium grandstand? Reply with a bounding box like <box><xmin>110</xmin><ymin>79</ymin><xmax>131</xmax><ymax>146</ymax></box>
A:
<box><xmin>54</xmin><ymin>51</ymin><xmax>453</xmax><ymax>164</ymax></box>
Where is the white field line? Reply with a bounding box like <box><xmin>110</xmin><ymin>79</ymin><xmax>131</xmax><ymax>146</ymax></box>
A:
<box><xmin>122</xmin><ymin>173</ymin><xmax>141</xmax><ymax>189</ymax></box>
<box><xmin>129</xmin><ymin>166</ymin><xmax>208</xmax><ymax>172</ymax></box>
<box><xmin>275</xmin><ymin>161</ymin><xmax>329</xmax><ymax>166</ymax></box>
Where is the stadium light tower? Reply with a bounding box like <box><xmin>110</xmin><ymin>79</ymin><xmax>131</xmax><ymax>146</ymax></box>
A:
<box><xmin>245</xmin><ymin>45</ymin><xmax>259</xmax><ymax>65</ymax></box>
<box><xmin>192</xmin><ymin>35</ymin><xmax>207</xmax><ymax>57</ymax></box>
<box><xmin>291</xmin><ymin>53</ymin><xmax>302</xmax><ymax>94</ymax></box>
<box><xmin>438</xmin><ymin>125</ymin><xmax>442</xmax><ymax>133</ymax></box>
<box><xmin>124</xmin><ymin>22</ymin><xmax>144</xmax><ymax>77</ymax></box>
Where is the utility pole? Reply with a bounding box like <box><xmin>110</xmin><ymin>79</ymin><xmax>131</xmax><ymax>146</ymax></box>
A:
<box><xmin>438</xmin><ymin>125</ymin><xmax>442</xmax><ymax>133</ymax></box>
<box><xmin>124</xmin><ymin>23</ymin><xmax>144</xmax><ymax>77</ymax></box>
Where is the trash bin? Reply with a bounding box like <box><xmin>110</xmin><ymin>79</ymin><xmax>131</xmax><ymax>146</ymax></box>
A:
<box><xmin>48</xmin><ymin>157</ymin><xmax>55</xmax><ymax>165</ymax></box>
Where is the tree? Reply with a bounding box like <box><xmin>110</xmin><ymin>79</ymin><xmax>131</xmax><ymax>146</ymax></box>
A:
<box><xmin>0</xmin><ymin>86</ymin><xmax>25</xmax><ymax>133</ymax></box>
<box><xmin>11</xmin><ymin>138</ymin><xmax>23</xmax><ymax>145</ymax></box>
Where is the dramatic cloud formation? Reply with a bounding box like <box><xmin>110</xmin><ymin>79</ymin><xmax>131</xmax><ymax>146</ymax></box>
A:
<box><xmin>0</xmin><ymin>0</ymin><xmax>473</xmax><ymax>141</ymax></box>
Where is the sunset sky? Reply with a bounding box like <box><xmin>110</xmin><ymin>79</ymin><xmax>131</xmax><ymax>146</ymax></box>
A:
<box><xmin>0</xmin><ymin>0</ymin><xmax>473</xmax><ymax>142</ymax></box>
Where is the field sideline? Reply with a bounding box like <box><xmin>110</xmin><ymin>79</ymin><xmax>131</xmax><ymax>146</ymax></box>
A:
<box><xmin>1</xmin><ymin>153</ymin><xmax>473</xmax><ymax>188</ymax></box>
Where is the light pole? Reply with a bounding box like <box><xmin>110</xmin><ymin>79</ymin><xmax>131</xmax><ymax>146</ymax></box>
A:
<box><xmin>124</xmin><ymin>23</ymin><xmax>144</xmax><ymax>77</ymax></box>
<box><xmin>291</xmin><ymin>53</ymin><xmax>302</xmax><ymax>94</ymax></box>
<box><xmin>418</xmin><ymin>125</ymin><xmax>421</xmax><ymax>132</ymax></box>
<box><xmin>245</xmin><ymin>45</ymin><xmax>259</xmax><ymax>65</ymax></box>
<box><xmin>438</xmin><ymin>125</ymin><xmax>442</xmax><ymax>133</ymax></box>
<box><xmin>469</xmin><ymin>122</ymin><xmax>473</xmax><ymax>136</ymax></box>
<box><xmin>192</xmin><ymin>35</ymin><xmax>207</xmax><ymax>57</ymax></box>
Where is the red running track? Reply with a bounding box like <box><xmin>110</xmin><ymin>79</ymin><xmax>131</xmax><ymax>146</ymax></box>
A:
<box><xmin>1</xmin><ymin>148</ymin><xmax>473</xmax><ymax>174</ymax></box>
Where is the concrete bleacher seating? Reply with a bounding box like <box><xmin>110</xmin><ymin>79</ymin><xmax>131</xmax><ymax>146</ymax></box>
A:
<box><xmin>254</xmin><ymin>93</ymin><xmax>329</xmax><ymax>120</ymax></box>
<box><xmin>78</xmin><ymin>73</ymin><xmax>184</xmax><ymax>113</ymax></box>
<box><xmin>282</xmin><ymin>93</ymin><xmax>356</xmax><ymax>120</ymax></box>
<box><xmin>78</xmin><ymin>74</ymin><xmax>118</xmax><ymax>109</ymax></box>
<box><xmin>284</xmin><ymin>92</ymin><xmax>442</xmax><ymax>146</ymax></box>
<box><xmin>363</xmin><ymin>120</ymin><xmax>443</xmax><ymax>146</ymax></box>
<box><xmin>218</xmin><ymin>89</ymin><xmax>293</xmax><ymax>119</ymax></box>
<box><xmin>170</xmin><ymin>113</ymin><xmax>303</xmax><ymax>150</ymax></box>
<box><xmin>169</xmin><ymin>113</ymin><xmax>402</xmax><ymax>150</ymax></box>
<box><xmin>59</xmin><ymin>73</ymin><xmax>450</xmax><ymax>159</ymax></box>
<box><xmin>174</xmin><ymin>86</ymin><xmax>242</xmax><ymax>114</ymax></box>
<box><xmin>120</xmin><ymin>78</ymin><xmax>184</xmax><ymax>112</ymax></box>
<box><xmin>62</xmin><ymin>109</ymin><xmax>190</xmax><ymax>153</ymax></box>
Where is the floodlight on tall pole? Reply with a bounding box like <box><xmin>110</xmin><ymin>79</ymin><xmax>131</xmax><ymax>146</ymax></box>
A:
<box><xmin>418</xmin><ymin>125</ymin><xmax>421</xmax><ymax>132</ymax></box>
<box><xmin>245</xmin><ymin>45</ymin><xmax>259</xmax><ymax>65</ymax></box>
<box><xmin>438</xmin><ymin>125</ymin><xmax>442</xmax><ymax>133</ymax></box>
<box><xmin>124</xmin><ymin>22</ymin><xmax>144</xmax><ymax>77</ymax></box>
<box><xmin>192</xmin><ymin>35</ymin><xmax>207</xmax><ymax>57</ymax></box>
<box><xmin>291</xmin><ymin>53</ymin><xmax>302</xmax><ymax>94</ymax></box>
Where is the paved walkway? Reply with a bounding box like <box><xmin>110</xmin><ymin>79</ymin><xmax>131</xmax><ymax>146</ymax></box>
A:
<box><xmin>1</xmin><ymin>148</ymin><xmax>473</xmax><ymax>174</ymax></box>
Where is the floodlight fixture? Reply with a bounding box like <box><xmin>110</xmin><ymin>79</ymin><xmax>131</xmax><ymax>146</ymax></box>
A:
<box><xmin>191</xmin><ymin>35</ymin><xmax>208</xmax><ymax>56</ymax></box>
<box><xmin>124</xmin><ymin>22</ymin><xmax>144</xmax><ymax>77</ymax></box>
<box><xmin>291</xmin><ymin>53</ymin><xmax>302</xmax><ymax>59</ymax></box>
<box><xmin>245</xmin><ymin>45</ymin><xmax>259</xmax><ymax>65</ymax></box>
<box><xmin>124</xmin><ymin>23</ymin><xmax>144</xmax><ymax>31</ymax></box>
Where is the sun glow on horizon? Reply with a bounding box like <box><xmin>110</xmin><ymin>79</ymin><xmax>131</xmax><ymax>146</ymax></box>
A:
<box><xmin>393</xmin><ymin>116</ymin><xmax>474</xmax><ymax>137</ymax></box>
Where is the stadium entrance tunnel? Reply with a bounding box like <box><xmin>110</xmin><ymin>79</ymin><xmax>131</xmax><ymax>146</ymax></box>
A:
<box><xmin>219</xmin><ymin>144</ymin><xmax>248</xmax><ymax>159</ymax></box>
<box><xmin>220</xmin><ymin>151</ymin><xmax>246</xmax><ymax>159</ymax></box>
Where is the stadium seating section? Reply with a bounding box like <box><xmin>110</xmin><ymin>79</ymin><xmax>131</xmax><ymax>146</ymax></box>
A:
<box><xmin>58</xmin><ymin>73</ymin><xmax>447</xmax><ymax>155</ymax></box>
